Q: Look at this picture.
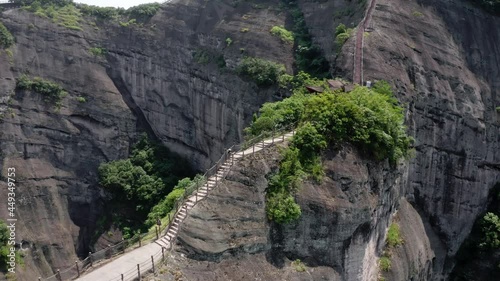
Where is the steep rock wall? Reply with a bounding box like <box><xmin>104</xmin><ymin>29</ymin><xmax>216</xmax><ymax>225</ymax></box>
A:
<box><xmin>0</xmin><ymin>0</ymin><xmax>293</xmax><ymax>279</ymax></box>
<box><xmin>173</xmin><ymin>143</ymin><xmax>406</xmax><ymax>281</ymax></box>
<box><xmin>355</xmin><ymin>0</ymin><xmax>500</xmax><ymax>277</ymax></box>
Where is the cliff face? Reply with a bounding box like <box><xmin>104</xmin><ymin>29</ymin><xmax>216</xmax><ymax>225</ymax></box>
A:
<box><xmin>171</xmin><ymin>144</ymin><xmax>410</xmax><ymax>281</ymax></box>
<box><xmin>0</xmin><ymin>0</ymin><xmax>293</xmax><ymax>279</ymax></box>
<box><xmin>332</xmin><ymin>0</ymin><xmax>500</xmax><ymax>278</ymax></box>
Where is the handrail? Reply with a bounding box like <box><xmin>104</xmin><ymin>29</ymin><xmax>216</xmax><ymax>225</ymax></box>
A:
<box><xmin>42</xmin><ymin>125</ymin><xmax>297</xmax><ymax>281</ymax></box>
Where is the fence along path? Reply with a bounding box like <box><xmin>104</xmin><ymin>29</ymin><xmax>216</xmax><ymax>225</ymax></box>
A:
<box><xmin>70</xmin><ymin>129</ymin><xmax>295</xmax><ymax>281</ymax></box>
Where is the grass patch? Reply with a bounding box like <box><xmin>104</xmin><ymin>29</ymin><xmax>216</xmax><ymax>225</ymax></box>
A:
<box><xmin>386</xmin><ymin>223</ymin><xmax>404</xmax><ymax>248</ymax></box>
<box><xmin>16</xmin><ymin>75</ymin><xmax>67</xmax><ymax>107</ymax></box>
<box><xmin>291</xmin><ymin>259</ymin><xmax>306</xmax><ymax>272</ymax></box>
<box><xmin>88</xmin><ymin>47</ymin><xmax>107</xmax><ymax>57</ymax></box>
<box><xmin>0</xmin><ymin>22</ymin><xmax>14</xmax><ymax>49</ymax></box>
<box><xmin>27</xmin><ymin>2</ymin><xmax>83</xmax><ymax>31</ymax></box>
<box><xmin>412</xmin><ymin>11</ymin><xmax>424</xmax><ymax>17</ymax></box>
<box><xmin>270</xmin><ymin>25</ymin><xmax>294</xmax><ymax>44</ymax></box>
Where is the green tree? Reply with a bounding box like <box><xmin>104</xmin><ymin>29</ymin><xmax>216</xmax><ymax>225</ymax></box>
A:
<box><xmin>266</xmin><ymin>190</ymin><xmax>301</xmax><ymax>224</ymax></box>
<box><xmin>479</xmin><ymin>212</ymin><xmax>500</xmax><ymax>249</ymax></box>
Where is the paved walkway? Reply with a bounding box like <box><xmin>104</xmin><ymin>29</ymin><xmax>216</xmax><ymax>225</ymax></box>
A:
<box><xmin>75</xmin><ymin>131</ymin><xmax>294</xmax><ymax>281</ymax></box>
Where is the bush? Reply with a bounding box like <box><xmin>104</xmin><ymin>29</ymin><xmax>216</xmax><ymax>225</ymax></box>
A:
<box><xmin>27</xmin><ymin>2</ymin><xmax>83</xmax><ymax>30</ymax></box>
<box><xmin>291</xmin><ymin>259</ymin><xmax>306</xmax><ymax>272</ymax></box>
<box><xmin>335</xmin><ymin>23</ymin><xmax>353</xmax><ymax>47</ymax></box>
<box><xmin>237</xmin><ymin>57</ymin><xmax>286</xmax><ymax>87</ymax></box>
<box><xmin>379</xmin><ymin>256</ymin><xmax>391</xmax><ymax>271</ymax></box>
<box><xmin>386</xmin><ymin>223</ymin><xmax>403</xmax><ymax>248</ymax></box>
<box><xmin>126</xmin><ymin>3</ymin><xmax>160</xmax><ymax>22</ymax></box>
<box><xmin>479</xmin><ymin>212</ymin><xmax>500</xmax><ymax>249</ymax></box>
<box><xmin>77</xmin><ymin>4</ymin><xmax>123</xmax><ymax>20</ymax></box>
<box><xmin>0</xmin><ymin>22</ymin><xmax>14</xmax><ymax>49</ymax></box>
<box><xmin>76</xmin><ymin>96</ymin><xmax>86</xmax><ymax>103</ymax></box>
<box><xmin>270</xmin><ymin>25</ymin><xmax>294</xmax><ymax>44</ymax></box>
<box><xmin>0</xmin><ymin>220</ymin><xmax>8</xmax><ymax>270</ymax></box>
<box><xmin>16</xmin><ymin>75</ymin><xmax>67</xmax><ymax>106</ymax></box>
<box><xmin>89</xmin><ymin>47</ymin><xmax>106</xmax><ymax>57</ymax></box>
<box><xmin>266</xmin><ymin>190</ymin><xmax>301</xmax><ymax>224</ymax></box>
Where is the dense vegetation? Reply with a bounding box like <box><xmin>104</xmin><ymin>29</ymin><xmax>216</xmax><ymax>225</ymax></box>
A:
<box><xmin>98</xmin><ymin>135</ymin><xmax>194</xmax><ymax>237</ymax></box>
<box><xmin>237</xmin><ymin>57</ymin><xmax>286</xmax><ymax>86</ymax></box>
<box><xmin>0</xmin><ymin>22</ymin><xmax>14</xmax><ymax>49</ymax></box>
<box><xmin>248</xmin><ymin>76</ymin><xmax>412</xmax><ymax>223</ymax></box>
<box><xmin>16</xmin><ymin>75</ymin><xmax>67</xmax><ymax>107</ymax></box>
<box><xmin>284</xmin><ymin>0</ymin><xmax>330</xmax><ymax>78</ymax></box>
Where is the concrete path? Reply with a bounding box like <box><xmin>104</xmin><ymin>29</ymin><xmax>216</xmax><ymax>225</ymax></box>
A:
<box><xmin>75</xmin><ymin>131</ymin><xmax>294</xmax><ymax>281</ymax></box>
<box><xmin>353</xmin><ymin>0</ymin><xmax>377</xmax><ymax>84</ymax></box>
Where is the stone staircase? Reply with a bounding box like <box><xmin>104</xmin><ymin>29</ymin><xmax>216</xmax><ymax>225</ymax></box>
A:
<box><xmin>154</xmin><ymin>132</ymin><xmax>294</xmax><ymax>250</ymax></box>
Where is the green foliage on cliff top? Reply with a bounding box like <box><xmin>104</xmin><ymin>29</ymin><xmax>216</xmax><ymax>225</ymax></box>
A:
<box><xmin>0</xmin><ymin>22</ymin><xmax>14</xmax><ymax>49</ymax></box>
<box><xmin>249</xmin><ymin>80</ymin><xmax>413</xmax><ymax>165</ymax></box>
<box><xmin>335</xmin><ymin>23</ymin><xmax>353</xmax><ymax>47</ymax></box>
<box><xmin>26</xmin><ymin>1</ymin><xmax>83</xmax><ymax>30</ymax></box>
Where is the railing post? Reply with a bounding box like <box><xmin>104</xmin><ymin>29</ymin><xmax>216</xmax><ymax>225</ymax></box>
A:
<box><xmin>89</xmin><ymin>252</ymin><xmax>93</xmax><ymax>267</ymax></box>
<box><xmin>215</xmin><ymin>172</ymin><xmax>218</xmax><ymax>185</ymax></box>
<box><xmin>139</xmin><ymin>235</ymin><xmax>142</xmax><ymax>247</ymax></box>
<box><xmin>282</xmin><ymin>133</ymin><xmax>285</xmax><ymax>141</ymax></box>
<box><xmin>76</xmin><ymin>261</ymin><xmax>80</xmax><ymax>277</ymax></box>
<box><xmin>137</xmin><ymin>264</ymin><xmax>141</xmax><ymax>280</ymax></box>
<box><xmin>262</xmin><ymin>138</ymin><xmax>264</xmax><ymax>148</ymax></box>
<box><xmin>272</xmin><ymin>128</ymin><xmax>275</xmax><ymax>144</ymax></box>
<box><xmin>162</xmin><ymin>246</ymin><xmax>165</xmax><ymax>260</ymax></box>
<box><xmin>155</xmin><ymin>226</ymin><xmax>159</xmax><ymax>240</ymax></box>
<box><xmin>56</xmin><ymin>269</ymin><xmax>61</xmax><ymax>281</ymax></box>
<box><xmin>38</xmin><ymin>277</ymin><xmax>41</xmax><ymax>281</ymax></box>
<box><xmin>121</xmin><ymin>273</ymin><xmax>124</xmax><ymax>281</ymax></box>
<box><xmin>252</xmin><ymin>143</ymin><xmax>255</xmax><ymax>154</ymax></box>
<box><xmin>151</xmin><ymin>255</ymin><xmax>155</xmax><ymax>273</ymax></box>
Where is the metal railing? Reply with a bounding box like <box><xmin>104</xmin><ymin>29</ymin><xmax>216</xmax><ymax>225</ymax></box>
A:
<box><xmin>40</xmin><ymin>125</ymin><xmax>297</xmax><ymax>281</ymax></box>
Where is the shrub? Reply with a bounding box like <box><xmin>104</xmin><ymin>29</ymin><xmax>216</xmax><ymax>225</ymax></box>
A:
<box><xmin>240</xmin><ymin>27</ymin><xmax>249</xmax><ymax>33</ymax></box>
<box><xmin>379</xmin><ymin>256</ymin><xmax>391</xmax><ymax>271</ymax></box>
<box><xmin>89</xmin><ymin>47</ymin><xmax>106</xmax><ymax>57</ymax></box>
<box><xmin>335</xmin><ymin>23</ymin><xmax>353</xmax><ymax>47</ymax></box>
<box><xmin>270</xmin><ymin>25</ymin><xmax>294</xmax><ymax>44</ymax></box>
<box><xmin>0</xmin><ymin>220</ymin><xmax>8</xmax><ymax>270</ymax></box>
<box><xmin>119</xmin><ymin>18</ymin><xmax>136</xmax><ymax>27</ymax></box>
<box><xmin>16</xmin><ymin>75</ymin><xmax>67</xmax><ymax>105</ymax></box>
<box><xmin>27</xmin><ymin>2</ymin><xmax>83</xmax><ymax>30</ymax></box>
<box><xmin>266</xmin><ymin>190</ymin><xmax>301</xmax><ymax>224</ymax></box>
<box><xmin>479</xmin><ymin>212</ymin><xmax>500</xmax><ymax>249</ymax></box>
<box><xmin>291</xmin><ymin>259</ymin><xmax>306</xmax><ymax>272</ymax></box>
<box><xmin>237</xmin><ymin>57</ymin><xmax>286</xmax><ymax>86</ymax></box>
<box><xmin>386</xmin><ymin>223</ymin><xmax>403</xmax><ymax>248</ymax></box>
<box><xmin>0</xmin><ymin>22</ymin><xmax>14</xmax><ymax>49</ymax></box>
<box><xmin>78</xmin><ymin>4</ymin><xmax>123</xmax><ymax>20</ymax></box>
<box><xmin>126</xmin><ymin>3</ymin><xmax>160</xmax><ymax>22</ymax></box>
<box><xmin>496</xmin><ymin>106</ymin><xmax>500</xmax><ymax>112</ymax></box>
<box><xmin>76</xmin><ymin>96</ymin><xmax>86</xmax><ymax>103</ymax></box>
<box><xmin>225</xmin><ymin>37</ymin><xmax>232</xmax><ymax>47</ymax></box>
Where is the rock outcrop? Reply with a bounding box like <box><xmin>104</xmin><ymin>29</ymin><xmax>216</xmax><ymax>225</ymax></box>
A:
<box><xmin>172</xmin><ymin>143</ymin><xmax>407</xmax><ymax>281</ymax></box>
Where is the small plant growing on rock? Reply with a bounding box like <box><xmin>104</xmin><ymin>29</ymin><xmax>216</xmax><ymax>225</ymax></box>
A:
<box><xmin>292</xmin><ymin>259</ymin><xmax>306</xmax><ymax>272</ymax></box>
<box><xmin>225</xmin><ymin>37</ymin><xmax>232</xmax><ymax>47</ymax></box>
<box><xmin>240</xmin><ymin>27</ymin><xmax>249</xmax><ymax>33</ymax></box>
<box><xmin>496</xmin><ymin>106</ymin><xmax>500</xmax><ymax>113</ymax></box>
<box><xmin>89</xmin><ymin>47</ymin><xmax>107</xmax><ymax>57</ymax></box>
<box><xmin>16</xmin><ymin>75</ymin><xmax>67</xmax><ymax>107</ymax></box>
<box><xmin>270</xmin><ymin>25</ymin><xmax>294</xmax><ymax>44</ymax></box>
<box><xmin>0</xmin><ymin>22</ymin><xmax>14</xmax><ymax>49</ymax></box>
<box><xmin>379</xmin><ymin>256</ymin><xmax>391</xmax><ymax>271</ymax></box>
<box><xmin>76</xmin><ymin>96</ymin><xmax>86</xmax><ymax>103</ymax></box>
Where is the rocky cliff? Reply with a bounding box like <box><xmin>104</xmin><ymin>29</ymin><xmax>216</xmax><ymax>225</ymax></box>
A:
<box><xmin>0</xmin><ymin>0</ymin><xmax>294</xmax><ymax>279</ymax></box>
<box><xmin>0</xmin><ymin>0</ymin><xmax>499</xmax><ymax>280</ymax></box>
<box><xmin>167</xmin><ymin>143</ymin><xmax>410</xmax><ymax>281</ymax></box>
